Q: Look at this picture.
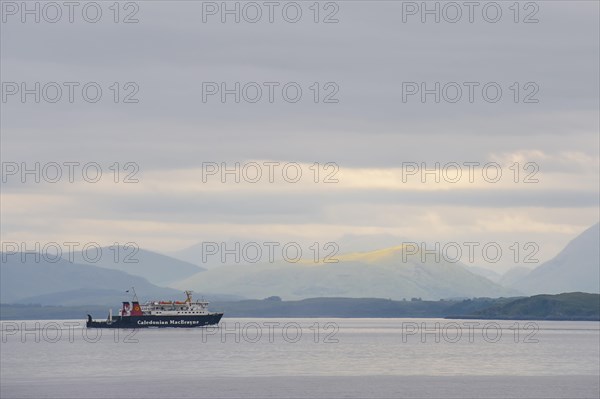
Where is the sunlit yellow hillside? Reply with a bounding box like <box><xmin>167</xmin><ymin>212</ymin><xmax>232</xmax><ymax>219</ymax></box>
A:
<box><xmin>295</xmin><ymin>245</ymin><xmax>412</xmax><ymax>266</ymax></box>
<box><xmin>321</xmin><ymin>244</ymin><xmax>418</xmax><ymax>265</ymax></box>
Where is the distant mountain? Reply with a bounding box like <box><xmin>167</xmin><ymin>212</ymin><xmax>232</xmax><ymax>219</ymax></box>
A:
<box><xmin>467</xmin><ymin>266</ymin><xmax>502</xmax><ymax>283</ymax></box>
<box><xmin>499</xmin><ymin>266</ymin><xmax>532</xmax><ymax>287</ymax></box>
<box><xmin>336</xmin><ymin>233</ymin><xmax>407</xmax><ymax>254</ymax></box>
<box><xmin>171</xmin><ymin>233</ymin><xmax>406</xmax><ymax>269</ymax></box>
<box><xmin>510</xmin><ymin>223</ymin><xmax>600</xmax><ymax>295</ymax></box>
<box><xmin>172</xmin><ymin>245</ymin><xmax>518</xmax><ymax>300</ymax></box>
<box><xmin>70</xmin><ymin>246</ymin><xmax>204</xmax><ymax>286</ymax></box>
<box><xmin>0</xmin><ymin>303</ymin><xmax>110</xmax><ymax>320</ymax></box>
<box><xmin>0</xmin><ymin>254</ymin><xmax>181</xmax><ymax>305</ymax></box>
<box><xmin>170</xmin><ymin>239</ymin><xmax>252</xmax><ymax>269</ymax></box>
<box><xmin>17</xmin><ymin>288</ymin><xmax>148</xmax><ymax>307</ymax></box>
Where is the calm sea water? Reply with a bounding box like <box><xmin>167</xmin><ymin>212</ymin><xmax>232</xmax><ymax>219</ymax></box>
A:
<box><xmin>1</xmin><ymin>318</ymin><xmax>599</xmax><ymax>398</ymax></box>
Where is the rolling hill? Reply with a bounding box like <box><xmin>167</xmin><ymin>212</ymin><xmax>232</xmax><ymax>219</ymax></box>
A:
<box><xmin>0</xmin><ymin>254</ymin><xmax>181</xmax><ymax>306</ymax></box>
<box><xmin>469</xmin><ymin>292</ymin><xmax>600</xmax><ymax>320</ymax></box>
<box><xmin>69</xmin><ymin>246</ymin><xmax>204</xmax><ymax>286</ymax></box>
<box><xmin>170</xmin><ymin>233</ymin><xmax>406</xmax><ymax>269</ymax></box>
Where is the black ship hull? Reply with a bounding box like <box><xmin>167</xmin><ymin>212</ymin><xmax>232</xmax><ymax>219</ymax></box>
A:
<box><xmin>86</xmin><ymin>313</ymin><xmax>223</xmax><ymax>328</ymax></box>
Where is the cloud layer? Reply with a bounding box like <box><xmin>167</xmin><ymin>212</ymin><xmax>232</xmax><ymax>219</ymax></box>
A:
<box><xmin>1</xmin><ymin>1</ymin><xmax>598</xmax><ymax>272</ymax></box>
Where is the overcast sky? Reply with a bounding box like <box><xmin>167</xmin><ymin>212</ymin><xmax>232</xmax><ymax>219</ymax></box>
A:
<box><xmin>1</xmin><ymin>1</ymin><xmax>598</xmax><ymax>272</ymax></box>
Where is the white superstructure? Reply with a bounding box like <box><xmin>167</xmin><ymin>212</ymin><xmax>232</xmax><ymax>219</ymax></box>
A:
<box><xmin>119</xmin><ymin>290</ymin><xmax>211</xmax><ymax>316</ymax></box>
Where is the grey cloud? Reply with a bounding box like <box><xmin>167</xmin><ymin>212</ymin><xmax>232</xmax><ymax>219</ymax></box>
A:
<box><xmin>1</xmin><ymin>1</ymin><xmax>598</xmax><ymax>249</ymax></box>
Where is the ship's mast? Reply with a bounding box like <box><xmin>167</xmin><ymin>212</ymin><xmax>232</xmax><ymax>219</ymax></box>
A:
<box><xmin>185</xmin><ymin>290</ymin><xmax>193</xmax><ymax>303</ymax></box>
<box><xmin>130</xmin><ymin>287</ymin><xmax>139</xmax><ymax>302</ymax></box>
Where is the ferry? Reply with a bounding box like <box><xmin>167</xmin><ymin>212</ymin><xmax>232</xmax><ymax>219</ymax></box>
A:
<box><xmin>86</xmin><ymin>289</ymin><xmax>223</xmax><ymax>328</ymax></box>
